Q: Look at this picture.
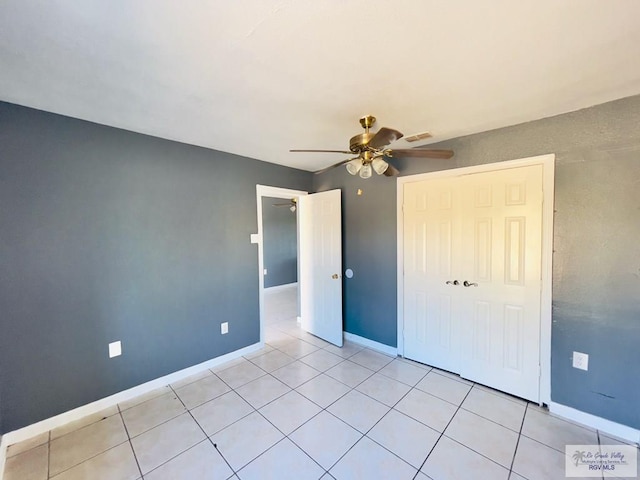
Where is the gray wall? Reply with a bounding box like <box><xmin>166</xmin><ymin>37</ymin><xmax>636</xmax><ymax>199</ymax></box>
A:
<box><xmin>261</xmin><ymin>197</ymin><xmax>298</xmax><ymax>288</ymax></box>
<box><xmin>314</xmin><ymin>95</ymin><xmax>640</xmax><ymax>429</ymax></box>
<box><xmin>0</xmin><ymin>101</ymin><xmax>312</xmax><ymax>434</ymax></box>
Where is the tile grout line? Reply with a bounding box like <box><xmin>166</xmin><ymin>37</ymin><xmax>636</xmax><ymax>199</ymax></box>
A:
<box><xmin>117</xmin><ymin>403</ymin><xmax>144</xmax><ymax>479</ymax></box>
<box><xmin>168</xmin><ymin>384</ymin><xmax>240</xmax><ymax>479</ymax></box>
<box><xmin>507</xmin><ymin>398</ymin><xmax>530</xmax><ymax>479</ymax></box>
<box><xmin>413</xmin><ymin>382</ymin><xmax>476</xmax><ymax>478</ymax></box>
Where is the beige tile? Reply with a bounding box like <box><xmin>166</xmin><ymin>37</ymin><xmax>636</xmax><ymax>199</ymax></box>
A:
<box><xmin>243</xmin><ymin>344</ymin><xmax>274</xmax><ymax>360</ymax></box>
<box><xmin>210</xmin><ymin>356</ymin><xmax>250</xmax><ymax>373</ymax></box>
<box><xmin>522</xmin><ymin>407</ymin><xmax>598</xmax><ymax>453</ymax></box>
<box><xmin>462</xmin><ymin>387</ymin><xmax>526</xmax><ymax>432</ymax></box>
<box><xmin>51</xmin><ymin>406</ymin><xmax>120</xmax><ymax>440</ymax></box>
<box><xmin>235</xmin><ymin>375</ymin><xmax>291</xmax><ymax>409</ymax></box>
<box><xmin>444</xmin><ymin>409</ymin><xmax>519</xmax><ymax>468</ymax></box>
<box><xmin>295</xmin><ymin>373</ymin><xmax>351</xmax><ymax>408</ymax></box>
<box><xmin>6</xmin><ymin>431</ymin><xmax>49</xmax><ymax>457</ymax></box>
<box><xmin>248</xmin><ymin>349</ymin><xmax>295</xmax><ymax>372</ymax></box>
<box><xmin>422</xmin><ymin>435</ymin><xmax>509</xmax><ymax>480</ymax></box>
<box><xmin>191</xmin><ymin>390</ymin><xmax>254</xmax><ymax>436</ymax></box>
<box><xmin>118</xmin><ymin>386</ymin><xmax>172</xmax><ymax>411</ymax></box>
<box><xmin>356</xmin><ymin>372</ymin><xmax>412</xmax><ymax>407</ymax></box>
<box><xmin>378</xmin><ymin>359</ymin><xmax>430</xmax><ymax>386</ymax></box>
<box><xmin>271</xmin><ymin>360</ymin><xmax>320</xmax><ymax>388</ymax></box>
<box><xmin>259</xmin><ymin>391</ymin><xmax>321</xmax><ymax>434</ymax></box>
<box><xmin>215</xmin><ymin>360</ymin><xmax>266</xmax><ymax>389</ymax></box>
<box><xmin>3</xmin><ymin>443</ymin><xmax>48</xmax><ymax>480</ymax></box>
<box><xmin>121</xmin><ymin>392</ymin><xmax>186</xmax><ymax>437</ymax></box>
<box><xmin>50</xmin><ymin>442</ymin><xmax>139</xmax><ymax>480</ymax></box>
<box><xmin>277</xmin><ymin>339</ymin><xmax>319</xmax><ymax>359</ymax></box>
<box><xmin>131</xmin><ymin>413</ymin><xmax>206</xmax><ymax>474</ymax></box>
<box><xmin>143</xmin><ymin>440</ymin><xmax>233</xmax><ymax>480</ymax></box>
<box><xmin>325</xmin><ymin>360</ymin><xmax>374</xmax><ymax>387</ymax></box>
<box><xmin>296</xmin><ymin>332</ymin><xmax>332</xmax><ymax>348</ymax></box>
<box><xmin>394</xmin><ymin>389</ymin><xmax>458</xmax><ymax>433</ymax></box>
<box><xmin>430</xmin><ymin>368</ymin><xmax>474</xmax><ymax>386</ymax></box>
<box><xmin>174</xmin><ymin>374</ymin><xmax>230</xmax><ymax>409</ymax></box>
<box><xmin>474</xmin><ymin>383</ymin><xmax>527</xmax><ymax>404</ymax></box>
<box><xmin>169</xmin><ymin>369</ymin><xmax>213</xmax><ymax>390</ymax></box>
<box><xmin>210</xmin><ymin>411</ymin><xmax>284</xmax><ymax>470</ymax></box>
<box><xmin>327</xmin><ymin>389</ymin><xmax>390</xmax><ymax>433</ymax></box>
<box><xmin>299</xmin><ymin>349</ymin><xmax>344</xmax><ymax>371</ymax></box>
<box><xmin>367</xmin><ymin>409</ymin><xmax>440</xmax><ymax>469</ymax></box>
<box><xmin>349</xmin><ymin>349</ymin><xmax>395</xmax><ymax>371</ymax></box>
<box><xmin>415</xmin><ymin>371</ymin><xmax>472</xmax><ymax>405</ymax></box>
<box><xmin>50</xmin><ymin>414</ymin><xmax>128</xmax><ymax>476</ymax></box>
<box><xmin>323</xmin><ymin>341</ymin><xmax>364</xmax><ymax>359</ymax></box>
<box><xmin>290</xmin><ymin>411</ymin><xmax>362</xmax><ymax>470</ymax></box>
<box><xmin>237</xmin><ymin>438</ymin><xmax>324</xmax><ymax>480</ymax></box>
<box><xmin>330</xmin><ymin>436</ymin><xmax>417</xmax><ymax>479</ymax></box>
<box><xmin>513</xmin><ymin>435</ymin><xmax>581</xmax><ymax>480</ymax></box>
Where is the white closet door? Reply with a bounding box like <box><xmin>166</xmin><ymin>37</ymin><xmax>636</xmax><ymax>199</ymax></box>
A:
<box><xmin>402</xmin><ymin>164</ymin><xmax>544</xmax><ymax>402</ymax></box>
<box><xmin>403</xmin><ymin>178</ymin><xmax>461</xmax><ymax>372</ymax></box>
<box><xmin>458</xmin><ymin>165</ymin><xmax>543</xmax><ymax>401</ymax></box>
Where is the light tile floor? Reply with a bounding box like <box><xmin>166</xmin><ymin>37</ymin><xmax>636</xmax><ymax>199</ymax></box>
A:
<box><xmin>4</xmin><ymin>285</ymin><xmax>639</xmax><ymax>479</ymax></box>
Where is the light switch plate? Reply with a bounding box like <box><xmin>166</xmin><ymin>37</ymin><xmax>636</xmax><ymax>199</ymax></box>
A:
<box><xmin>109</xmin><ymin>341</ymin><xmax>122</xmax><ymax>358</ymax></box>
<box><xmin>250</xmin><ymin>234</ymin><xmax>259</xmax><ymax>244</ymax></box>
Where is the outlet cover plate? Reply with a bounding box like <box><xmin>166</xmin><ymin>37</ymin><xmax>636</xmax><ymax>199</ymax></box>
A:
<box><xmin>572</xmin><ymin>351</ymin><xmax>589</xmax><ymax>371</ymax></box>
<box><xmin>221</xmin><ymin>322</ymin><xmax>229</xmax><ymax>334</ymax></box>
<box><xmin>109</xmin><ymin>341</ymin><xmax>122</xmax><ymax>358</ymax></box>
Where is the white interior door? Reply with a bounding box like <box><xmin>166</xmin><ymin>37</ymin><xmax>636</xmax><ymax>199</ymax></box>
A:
<box><xmin>402</xmin><ymin>165</ymin><xmax>544</xmax><ymax>402</ymax></box>
<box><xmin>458</xmin><ymin>165</ymin><xmax>543</xmax><ymax>401</ymax></box>
<box><xmin>403</xmin><ymin>178</ymin><xmax>461</xmax><ymax>372</ymax></box>
<box><xmin>299</xmin><ymin>189</ymin><xmax>343</xmax><ymax>346</ymax></box>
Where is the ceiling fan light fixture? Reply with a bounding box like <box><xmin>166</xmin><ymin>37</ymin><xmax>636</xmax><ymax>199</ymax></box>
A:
<box><xmin>371</xmin><ymin>157</ymin><xmax>389</xmax><ymax>175</ymax></box>
<box><xmin>359</xmin><ymin>163</ymin><xmax>372</xmax><ymax>179</ymax></box>
<box><xmin>345</xmin><ymin>159</ymin><xmax>362</xmax><ymax>175</ymax></box>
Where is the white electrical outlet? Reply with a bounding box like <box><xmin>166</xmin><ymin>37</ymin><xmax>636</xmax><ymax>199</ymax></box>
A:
<box><xmin>221</xmin><ymin>322</ymin><xmax>229</xmax><ymax>334</ymax></box>
<box><xmin>572</xmin><ymin>351</ymin><xmax>589</xmax><ymax>371</ymax></box>
<box><xmin>263</xmin><ymin>268</ymin><xmax>267</xmax><ymax>275</ymax></box>
<box><xmin>109</xmin><ymin>341</ymin><xmax>122</xmax><ymax>358</ymax></box>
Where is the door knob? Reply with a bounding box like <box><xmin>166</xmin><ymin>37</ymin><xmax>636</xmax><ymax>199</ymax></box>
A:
<box><xmin>446</xmin><ymin>280</ymin><xmax>459</xmax><ymax>286</ymax></box>
<box><xmin>463</xmin><ymin>280</ymin><xmax>478</xmax><ymax>287</ymax></box>
<box><xmin>332</xmin><ymin>274</ymin><xmax>339</xmax><ymax>279</ymax></box>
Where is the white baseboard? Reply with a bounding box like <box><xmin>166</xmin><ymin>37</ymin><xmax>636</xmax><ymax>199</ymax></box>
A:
<box><xmin>264</xmin><ymin>282</ymin><xmax>298</xmax><ymax>292</ymax></box>
<box><xmin>0</xmin><ymin>341</ymin><xmax>262</xmax><ymax>466</ymax></box>
<box><xmin>549</xmin><ymin>402</ymin><xmax>640</xmax><ymax>445</ymax></box>
<box><xmin>343</xmin><ymin>332</ymin><xmax>398</xmax><ymax>357</ymax></box>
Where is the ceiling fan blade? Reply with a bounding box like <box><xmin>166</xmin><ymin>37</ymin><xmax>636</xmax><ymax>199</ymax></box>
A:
<box><xmin>383</xmin><ymin>163</ymin><xmax>400</xmax><ymax>177</ymax></box>
<box><xmin>369</xmin><ymin>127</ymin><xmax>404</xmax><ymax>149</ymax></box>
<box><xmin>387</xmin><ymin>148</ymin><xmax>454</xmax><ymax>159</ymax></box>
<box><xmin>313</xmin><ymin>158</ymin><xmax>356</xmax><ymax>175</ymax></box>
<box><xmin>290</xmin><ymin>149</ymin><xmax>354</xmax><ymax>154</ymax></box>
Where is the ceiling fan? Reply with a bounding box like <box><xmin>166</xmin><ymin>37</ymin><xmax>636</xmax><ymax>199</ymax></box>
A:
<box><xmin>272</xmin><ymin>198</ymin><xmax>297</xmax><ymax>212</ymax></box>
<box><xmin>290</xmin><ymin>115</ymin><xmax>454</xmax><ymax>178</ymax></box>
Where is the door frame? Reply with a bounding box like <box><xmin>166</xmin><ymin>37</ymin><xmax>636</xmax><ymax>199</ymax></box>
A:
<box><xmin>396</xmin><ymin>154</ymin><xmax>555</xmax><ymax>404</ymax></box>
<box><xmin>256</xmin><ymin>185</ymin><xmax>308</xmax><ymax>344</ymax></box>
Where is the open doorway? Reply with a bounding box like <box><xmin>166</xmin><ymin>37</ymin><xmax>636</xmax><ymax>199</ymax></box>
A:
<box><xmin>262</xmin><ymin>195</ymin><xmax>299</xmax><ymax>329</ymax></box>
<box><xmin>256</xmin><ymin>185</ymin><xmax>307</xmax><ymax>344</ymax></box>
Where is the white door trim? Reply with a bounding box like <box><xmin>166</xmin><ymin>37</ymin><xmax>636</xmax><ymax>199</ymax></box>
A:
<box><xmin>256</xmin><ymin>185</ymin><xmax>308</xmax><ymax>344</ymax></box>
<box><xmin>396</xmin><ymin>154</ymin><xmax>555</xmax><ymax>404</ymax></box>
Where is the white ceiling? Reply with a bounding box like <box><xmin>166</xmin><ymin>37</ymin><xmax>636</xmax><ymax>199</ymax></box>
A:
<box><xmin>1</xmin><ymin>1</ymin><xmax>640</xmax><ymax>172</ymax></box>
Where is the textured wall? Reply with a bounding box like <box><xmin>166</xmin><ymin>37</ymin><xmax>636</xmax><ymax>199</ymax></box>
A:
<box><xmin>314</xmin><ymin>94</ymin><xmax>640</xmax><ymax>428</ymax></box>
<box><xmin>261</xmin><ymin>197</ymin><xmax>297</xmax><ymax>288</ymax></box>
<box><xmin>0</xmin><ymin>102</ymin><xmax>312</xmax><ymax>433</ymax></box>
